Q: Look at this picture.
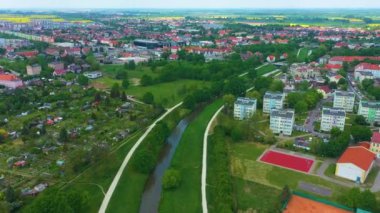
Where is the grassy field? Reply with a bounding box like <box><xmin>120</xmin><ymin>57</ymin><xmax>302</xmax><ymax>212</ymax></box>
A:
<box><xmin>229</xmin><ymin>142</ymin><xmax>350</xmax><ymax>205</ymax></box>
<box><xmin>125</xmin><ymin>80</ymin><xmax>210</xmax><ymax>107</ymax></box>
<box><xmin>233</xmin><ymin>177</ymin><xmax>282</xmax><ymax>212</ymax></box>
<box><xmin>256</xmin><ymin>64</ymin><xmax>277</xmax><ymax>76</ymax></box>
<box><xmin>159</xmin><ymin>100</ymin><xmax>224</xmax><ymax>213</ymax></box>
<box><xmin>61</xmin><ymin>131</ymin><xmax>143</xmax><ymax>213</ymax></box>
<box><xmin>297</xmin><ymin>48</ymin><xmax>311</xmax><ymax>61</ymax></box>
<box><xmin>92</xmin><ymin>77</ymin><xmax>210</xmax><ymax>107</ymax></box>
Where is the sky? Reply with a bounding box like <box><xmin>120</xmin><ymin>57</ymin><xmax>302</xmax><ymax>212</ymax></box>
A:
<box><xmin>1</xmin><ymin>0</ymin><xmax>380</xmax><ymax>9</ymax></box>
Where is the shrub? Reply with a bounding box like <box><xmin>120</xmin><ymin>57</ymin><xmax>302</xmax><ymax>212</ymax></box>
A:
<box><xmin>162</xmin><ymin>169</ymin><xmax>182</xmax><ymax>190</ymax></box>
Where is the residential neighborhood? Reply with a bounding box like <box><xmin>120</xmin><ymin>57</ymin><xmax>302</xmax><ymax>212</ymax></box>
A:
<box><xmin>1</xmin><ymin>3</ymin><xmax>380</xmax><ymax>213</ymax></box>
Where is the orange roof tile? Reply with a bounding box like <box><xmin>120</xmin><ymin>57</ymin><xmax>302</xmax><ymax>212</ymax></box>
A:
<box><xmin>337</xmin><ymin>146</ymin><xmax>376</xmax><ymax>171</ymax></box>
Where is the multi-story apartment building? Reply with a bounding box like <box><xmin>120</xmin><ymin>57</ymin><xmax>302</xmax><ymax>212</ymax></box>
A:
<box><xmin>270</xmin><ymin>109</ymin><xmax>295</xmax><ymax>136</ymax></box>
<box><xmin>321</xmin><ymin>107</ymin><xmax>346</xmax><ymax>132</ymax></box>
<box><xmin>233</xmin><ymin>97</ymin><xmax>257</xmax><ymax>120</ymax></box>
<box><xmin>263</xmin><ymin>92</ymin><xmax>285</xmax><ymax>113</ymax></box>
<box><xmin>333</xmin><ymin>90</ymin><xmax>355</xmax><ymax>112</ymax></box>
<box><xmin>358</xmin><ymin>100</ymin><xmax>380</xmax><ymax>123</ymax></box>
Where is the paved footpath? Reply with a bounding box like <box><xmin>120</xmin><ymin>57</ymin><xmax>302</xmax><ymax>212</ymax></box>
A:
<box><xmin>98</xmin><ymin>102</ymin><xmax>183</xmax><ymax>213</ymax></box>
<box><xmin>201</xmin><ymin>106</ymin><xmax>224</xmax><ymax>213</ymax></box>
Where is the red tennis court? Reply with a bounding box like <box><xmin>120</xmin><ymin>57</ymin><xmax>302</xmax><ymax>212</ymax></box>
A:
<box><xmin>259</xmin><ymin>150</ymin><xmax>314</xmax><ymax>173</ymax></box>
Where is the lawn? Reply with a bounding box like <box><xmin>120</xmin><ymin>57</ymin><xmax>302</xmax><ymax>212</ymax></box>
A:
<box><xmin>256</xmin><ymin>64</ymin><xmax>277</xmax><ymax>76</ymax></box>
<box><xmin>229</xmin><ymin>143</ymin><xmax>349</xmax><ymax>202</ymax></box>
<box><xmin>295</xmin><ymin>112</ymin><xmax>308</xmax><ymax>125</ymax></box>
<box><xmin>125</xmin><ymin>80</ymin><xmax>210</xmax><ymax>107</ymax></box>
<box><xmin>297</xmin><ymin>48</ymin><xmax>311</xmax><ymax>62</ymax></box>
<box><xmin>92</xmin><ymin>78</ymin><xmax>210</xmax><ymax>107</ymax></box>
<box><xmin>159</xmin><ymin>100</ymin><xmax>224</xmax><ymax>213</ymax></box>
<box><xmin>233</xmin><ymin>177</ymin><xmax>282</xmax><ymax>212</ymax></box>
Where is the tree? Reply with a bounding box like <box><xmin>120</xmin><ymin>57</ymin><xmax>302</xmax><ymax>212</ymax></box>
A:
<box><xmin>24</xmin><ymin>188</ymin><xmax>88</xmax><ymax>213</ymax></box>
<box><xmin>354</xmin><ymin>115</ymin><xmax>368</xmax><ymax>126</ymax></box>
<box><xmin>122</xmin><ymin>79</ymin><xmax>129</xmax><ymax>89</ymax></box>
<box><xmin>140</xmin><ymin>75</ymin><xmax>153</xmax><ymax>86</ymax></box>
<box><xmin>142</xmin><ymin>92</ymin><xmax>154</xmax><ymax>104</ymax></box>
<box><xmin>351</xmin><ymin>125</ymin><xmax>372</xmax><ymax>142</ymax></box>
<box><xmin>110</xmin><ymin>83</ymin><xmax>120</xmax><ymax>98</ymax></box>
<box><xmin>270</xmin><ymin>80</ymin><xmax>284</xmax><ymax>92</ymax></box>
<box><xmin>339</xmin><ymin>188</ymin><xmax>377</xmax><ymax>212</ymax></box>
<box><xmin>162</xmin><ymin>169</ymin><xmax>182</xmax><ymax>190</ymax></box>
<box><xmin>127</xmin><ymin>61</ymin><xmax>136</xmax><ymax>70</ymax></box>
<box><xmin>295</xmin><ymin>101</ymin><xmax>308</xmax><ymax>113</ymax></box>
<box><xmin>59</xmin><ymin>128</ymin><xmax>68</xmax><ymax>143</ymax></box>
<box><xmin>115</xmin><ymin>70</ymin><xmax>127</xmax><ymax>80</ymax></box>
<box><xmin>223</xmin><ymin>94</ymin><xmax>235</xmax><ymax>111</ymax></box>
<box><xmin>77</xmin><ymin>75</ymin><xmax>89</xmax><ymax>86</ymax></box>
<box><xmin>132</xmin><ymin>148</ymin><xmax>155</xmax><ymax>174</ymax></box>
<box><xmin>4</xmin><ymin>186</ymin><xmax>15</xmax><ymax>203</ymax></box>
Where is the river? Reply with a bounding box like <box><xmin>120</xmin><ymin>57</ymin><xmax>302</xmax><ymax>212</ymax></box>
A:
<box><xmin>139</xmin><ymin>113</ymin><xmax>195</xmax><ymax>213</ymax></box>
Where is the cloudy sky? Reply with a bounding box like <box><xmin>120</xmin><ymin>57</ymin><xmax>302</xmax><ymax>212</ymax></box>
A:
<box><xmin>1</xmin><ymin>0</ymin><xmax>380</xmax><ymax>9</ymax></box>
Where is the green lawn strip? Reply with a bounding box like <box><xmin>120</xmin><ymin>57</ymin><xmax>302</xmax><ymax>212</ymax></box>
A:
<box><xmin>324</xmin><ymin>163</ymin><xmax>336</xmax><ymax>177</ymax></box>
<box><xmin>233</xmin><ymin>177</ymin><xmax>281</xmax><ymax>212</ymax></box>
<box><xmin>62</xmin><ymin>131</ymin><xmax>143</xmax><ymax>213</ymax></box>
<box><xmin>159</xmin><ymin>100</ymin><xmax>224</xmax><ymax>213</ymax></box>
<box><xmin>256</xmin><ymin>64</ymin><xmax>276</xmax><ymax>76</ymax></box>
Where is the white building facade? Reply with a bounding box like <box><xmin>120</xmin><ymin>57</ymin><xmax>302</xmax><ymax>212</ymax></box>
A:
<box><xmin>270</xmin><ymin>109</ymin><xmax>295</xmax><ymax>136</ymax></box>
<box><xmin>358</xmin><ymin>100</ymin><xmax>380</xmax><ymax>123</ymax></box>
<box><xmin>263</xmin><ymin>92</ymin><xmax>285</xmax><ymax>113</ymax></box>
<box><xmin>333</xmin><ymin>90</ymin><xmax>355</xmax><ymax>112</ymax></box>
<box><xmin>321</xmin><ymin>107</ymin><xmax>346</xmax><ymax>132</ymax></box>
<box><xmin>233</xmin><ymin>97</ymin><xmax>257</xmax><ymax>120</ymax></box>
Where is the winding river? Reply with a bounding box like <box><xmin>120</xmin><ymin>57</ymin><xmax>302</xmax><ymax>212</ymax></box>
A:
<box><xmin>139</xmin><ymin>113</ymin><xmax>195</xmax><ymax>213</ymax></box>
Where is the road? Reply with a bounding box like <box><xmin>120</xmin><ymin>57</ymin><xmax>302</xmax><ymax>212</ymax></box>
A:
<box><xmin>201</xmin><ymin>106</ymin><xmax>224</xmax><ymax>213</ymax></box>
<box><xmin>98</xmin><ymin>102</ymin><xmax>183</xmax><ymax>213</ymax></box>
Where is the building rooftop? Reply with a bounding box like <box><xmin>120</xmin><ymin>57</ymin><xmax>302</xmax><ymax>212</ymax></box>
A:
<box><xmin>235</xmin><ymin>97</ymin><xmax>257</xmax><ymax>106</ymax></box>
<box><xmin>360</xmin><ymin>100</ymin><xmax>380</xmax><ymax>109</ymax></box>
<box><xmin>337</xmin><ymin>146</ymin><xmax>376</xmax><ymax>171</ymax></box>
<box><xmin>270</xmin><ymin>109</ymin><xmax>294</xmax><ymax>119</ymax></box>
<box><xmin>334</xmin><ymin>90</ymin><xmax>355</xmax><ymax>97</ymax></box>
<box><xmin>322</xmin><ymin>107</ymin><xmax>346</xmax><ymax>117</ymax></box>
<box><xmin>284</xmin><ymin>194</ymin><xmax>352</xmax><ymax>213</ymax></box>
<box><xmin>264</xmin><ymin>92</ymin><xmax>284</xmax><ymax>100</ymax></box>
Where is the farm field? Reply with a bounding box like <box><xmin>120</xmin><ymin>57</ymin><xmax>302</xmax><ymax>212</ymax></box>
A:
<box><xmin>159</xmin><ymin>100</ymin><xmax>223</xmax><ymax>213</ymax></box>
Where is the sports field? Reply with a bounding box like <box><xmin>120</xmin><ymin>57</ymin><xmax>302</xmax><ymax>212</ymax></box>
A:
<box><xmin>259</xmin><ymin>150</ymin><xmax>314</xmax><ymax>173</ymax></box>
<box><xmin>284</xmin><ymin>195</ymin><xmax>352</xmax><ymax>213</ymax></box>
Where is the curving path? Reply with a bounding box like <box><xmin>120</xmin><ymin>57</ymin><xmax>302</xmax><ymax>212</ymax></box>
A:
<box><xmin>98</xmin><ymin>102</ymin><xmax>183</xmax><ymax>213</ymax></box>
<box><xmin>201</xmin><ymin>106</ymin><xmax>224</xmax><ymax>213</ymax></box>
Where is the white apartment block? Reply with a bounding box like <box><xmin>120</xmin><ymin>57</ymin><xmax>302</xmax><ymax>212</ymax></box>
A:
<box><xmin>233</xmin><ymin>97</ymin><xmax>257</xmax><ymax>120</ymax></box>
<box><xmin>270</xmin><ymin>109</ymin><xmax>295</xmax><ymax>136</ymax></box>
<box><xmin>321</xmin><ymin>107</ymin><xmax>346</xmax><ymax>132</ymax></box>
<box><xmin>263</xmin><ymin>92</ymin><xmax>285</xmax><ymax>113</ymax></box>
<box><xmin>333</xmin><ymin>90</ymin><xmax>355</xmax><ymax>112</ymax></box>
<box><xmin>358</xmin><ymin>100</ymin><xmax>380</xmax><ymax>123</ymax></box>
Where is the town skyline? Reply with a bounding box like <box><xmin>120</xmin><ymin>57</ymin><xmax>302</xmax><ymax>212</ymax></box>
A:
<box><xmin>1</xmin><ymin>0</ymin><xmax>380</xmax><ymax>9</ymax></box>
